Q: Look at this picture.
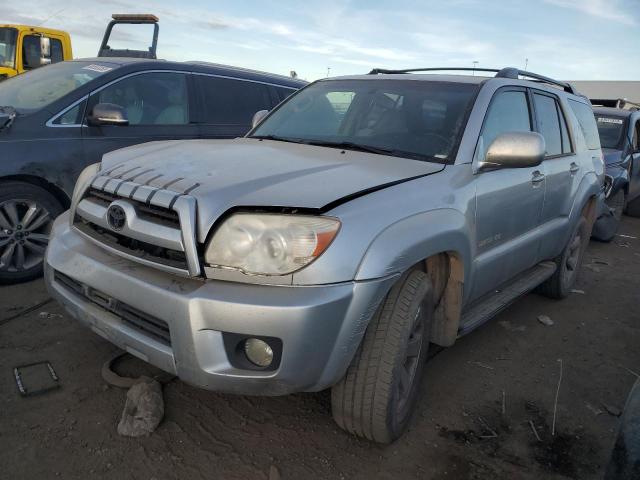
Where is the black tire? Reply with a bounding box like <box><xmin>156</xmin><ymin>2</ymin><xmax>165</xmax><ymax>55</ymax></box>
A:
<box><xmin>0</xmin><ymin>181</ymin><xmax>64</xmax><ymax>284</ymax></box>
<box><xmin>593</xmin><ymin>190</ymin><xmax>626</xmax><ymax>243</ymax></box>
<box><xmin>626</xmin><ymin>195</ymin><xmax>640</xmax><ymax>218</ymax></box>
<box><xmin>331</xmin><ymin>269</ymin><xmax>433</xmax><ymax>443</ymax></box>
<box><xmin>537</xmin><ymin>216</ymin><xmax>590</xmax><ymax>299</ymax></box>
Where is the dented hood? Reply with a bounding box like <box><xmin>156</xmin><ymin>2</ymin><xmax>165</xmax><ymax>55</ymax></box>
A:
<box><xmin>100</xmin><ymin>138</ymin><xmax>444</xmax><ymax>240</ymax></box>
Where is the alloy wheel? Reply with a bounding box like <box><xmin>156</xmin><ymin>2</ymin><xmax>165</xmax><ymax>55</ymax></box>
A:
<box><xmin>0</xmin><ymin>199</ymin><xmax>52</xmax><ymax>272</ymax></box>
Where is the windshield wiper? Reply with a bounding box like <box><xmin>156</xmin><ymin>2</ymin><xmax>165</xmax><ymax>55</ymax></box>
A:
<box><xmin>300</xmin><ymin>140</ymin><xmax>438</xmax><ymax>162</ymax></box>
<box><xmin>0</xmin><ymin>106</ymin><xmax>16</xmax><ymax>131</ymax></box>
<box><xmin>249</xmin><ymin>134</ymin><xmax>307</xmax><ymax>145</ymax></box>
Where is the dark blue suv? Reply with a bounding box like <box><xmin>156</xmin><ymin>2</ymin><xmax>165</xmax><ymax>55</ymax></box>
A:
<box><xmin>0</xmin><ymin>58</ymin><xmax>305</xmax><ymax>283</ymax></box>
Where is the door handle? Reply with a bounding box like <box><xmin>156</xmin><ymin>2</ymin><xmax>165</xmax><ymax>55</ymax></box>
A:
<box><xmin>531</xmin><ymin>171</ymin><xmax>545</xmax><ymax>184</ymax></box>
<box><xmin>570</xmin><ymin>162</ymin><xmax>580</xmax><ymax>174</ymax></box>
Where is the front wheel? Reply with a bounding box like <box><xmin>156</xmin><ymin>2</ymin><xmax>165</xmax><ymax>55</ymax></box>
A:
<box><xmin>331</xmin><ymin>269</ymin><xmax>433</xmax><ymax>443</ymax></box>
<box><xmin>0</xmin><ymin>182</ymin><xmax>64</xmax><ymax>284</ymax></box>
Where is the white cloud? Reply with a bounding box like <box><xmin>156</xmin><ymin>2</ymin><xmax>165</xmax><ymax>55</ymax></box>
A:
<box><xmin>543</xmin><ymin>0</ymin><xmax>635</xmax><ymax>25</ymax></box>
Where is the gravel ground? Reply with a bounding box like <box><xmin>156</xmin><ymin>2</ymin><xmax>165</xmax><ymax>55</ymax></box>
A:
<box><xmin>1</xmin><ymin>216</ymin><xmax>639</xmax><ymax>480</ymax></box>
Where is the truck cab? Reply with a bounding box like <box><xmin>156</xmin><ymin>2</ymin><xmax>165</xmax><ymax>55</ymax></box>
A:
<box><xmin>0</xmin><ymin>25</ymin><xmax>72</xmax><ymax>80</ymax></box>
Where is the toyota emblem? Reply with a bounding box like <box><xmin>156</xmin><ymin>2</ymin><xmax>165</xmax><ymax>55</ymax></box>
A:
<box><xmin>107</xmin><ymin>204</ymin><xmax>126</xmax><ymax>231</ymax></box>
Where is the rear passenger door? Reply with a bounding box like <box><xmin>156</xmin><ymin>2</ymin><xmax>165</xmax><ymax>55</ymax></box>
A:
<box><xmin>194</xmin><ymin>75</ymin><xmax>277</xmax><ymax>139</ymax></box>
<box><xmin>470</xmin><ymin>88</ymin><xmax>546</xmax><ymax>302</ymax></box>
<box><xmin>82</xmin><ymin>71</ymin><xmax>200</xmax><ymax>163</ymax></box>
<box><xmin>532</xmin><ymin>90</ymin><xmax>577</xmax><ymax>260</ymax></box>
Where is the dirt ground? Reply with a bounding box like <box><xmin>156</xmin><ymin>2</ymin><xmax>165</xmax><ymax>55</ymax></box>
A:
<box><xmin>1</xmin><ymin>217</ymin><xmax>639</xmax><ymax>480</ymax></box>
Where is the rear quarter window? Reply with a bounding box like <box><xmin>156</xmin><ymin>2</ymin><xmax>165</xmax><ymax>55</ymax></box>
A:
<box><xmin>568</xmin><ymin>99</ymin><xmax>601</xmax><ymax>150</ymax></box>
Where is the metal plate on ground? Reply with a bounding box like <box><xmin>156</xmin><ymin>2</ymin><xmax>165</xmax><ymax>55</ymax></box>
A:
<box><xmin>14</xmin><ymin>361</ymin><xmax>60</xmax><ymax>397</ymax></box>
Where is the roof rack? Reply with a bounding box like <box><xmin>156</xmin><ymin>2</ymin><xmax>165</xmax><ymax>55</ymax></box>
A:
<box><xmin>368</xmin><ymin>67</ymin><xmax>579</xmax><ymax>95</ymax></box>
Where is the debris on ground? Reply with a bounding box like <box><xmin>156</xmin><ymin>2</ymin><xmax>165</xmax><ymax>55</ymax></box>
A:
<box><xmin>269</xmin><ymin>465</ymin><xmax>282</xmax><ymax>480</ymax></box>
<box><xmin>537</xmin><ymin>315</ymin><xmax>554</xmax><ymax>326</ymax></box>
<box><xmin>585</xmin><ymin>402</ymin><xmax>603</xmax><ymax>416</ymax></box>
<box><xmin>38</xmin><ymin>311</ymin><xmax>63</xmax><ymax>319</ymax></box>
<box><xmin>602</xmin><ymin>403</ymin><xmax>622</xmax><ymax>417</ymax></box>
<box><xmin>583</xmin><ymin>264</ymin><xmax>601</xmax><ymax>273</ymax></box>
<box><xmin>117</xmin><ymin>377</ymin><xmax>164</xmax><ymax>437</ymax></box>
<box><xmin>616</xmin><ymin>234</ymin><xmax>637</xmax><ymax>239</ymax></box>
<box><xmin>571</xmin><ymin>289</ymin><xmax>586</xmax><ymax>294</ymax></box>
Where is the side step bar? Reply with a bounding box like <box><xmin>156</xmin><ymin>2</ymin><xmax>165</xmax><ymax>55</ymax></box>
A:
<box><xmin>458</xmin><ymin>261</ymin><xmax>557</xmax><ymax>336</ymax></box>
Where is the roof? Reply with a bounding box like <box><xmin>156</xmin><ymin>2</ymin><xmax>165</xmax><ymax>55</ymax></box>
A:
<box><xmin>592</xmin><ymin>106</ymin><xmax>634</xmax><ymax>117</ymax></box>
<box><xmin>0</xmin><ymin>24</ymin><xmax>69</xmax><ymax>36</ymax></box>
<box><xmin>327</xmin><ymin>73</ymin><xmax>488</xmax><ymax>85</ymax></box>
<box><xmin>69</xmin><ymin>57</ymin><xmax>307</xmax><ymax>88</ymax></box>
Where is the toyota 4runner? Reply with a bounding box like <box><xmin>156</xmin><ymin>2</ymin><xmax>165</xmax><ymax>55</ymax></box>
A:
<box><xmin>45</xmin><ymin>67</ymin><xmax>604</xmax><ymax>443</ymax></box>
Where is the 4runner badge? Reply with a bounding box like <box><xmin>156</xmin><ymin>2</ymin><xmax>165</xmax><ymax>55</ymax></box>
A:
<box><xmin>107</xmin><ymin>204</ymin><xmax>126</xmax><ymax>231</ymax></box>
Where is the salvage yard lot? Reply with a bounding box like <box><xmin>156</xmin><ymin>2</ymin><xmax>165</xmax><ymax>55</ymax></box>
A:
<box><xmin>1</xmin><ymin>217</ymin><xmax>639</xmax><ymax>480</ymax></box>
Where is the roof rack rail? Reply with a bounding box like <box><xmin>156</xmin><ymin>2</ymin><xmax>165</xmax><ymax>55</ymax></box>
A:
<box><xmin>368</xmin><ymin>67</ymin><xmax>579</xmax><ymax>95</ymax></box>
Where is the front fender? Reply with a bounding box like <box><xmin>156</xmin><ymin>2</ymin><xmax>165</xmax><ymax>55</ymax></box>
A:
<box><xmin>355</xmin><ymin>208</ymin><xmax>472</xmax><ymax>284</ymax></box>
<box><xmin>565</xmin><ymin>171</ymin><xmax>601</xmax><ymax>241</ymax></box>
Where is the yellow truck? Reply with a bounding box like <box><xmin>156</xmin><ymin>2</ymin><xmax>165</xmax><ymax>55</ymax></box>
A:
<box><xmin>0</xmin><ymin>24</ymin><xmax>72</xmax><ymax>79</ymax></box>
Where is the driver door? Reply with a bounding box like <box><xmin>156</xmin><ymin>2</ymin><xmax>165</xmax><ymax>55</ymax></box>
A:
<box><xmin>469</xmin><ymin>88</ymin><xmax>546</xmax><ymax>302</ymax></box>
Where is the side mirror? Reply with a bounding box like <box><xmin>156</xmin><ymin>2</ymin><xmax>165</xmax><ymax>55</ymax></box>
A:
<box><xmin>38</xmin><ymin>37</ymin><xmax>51</xmax><ymax>67</ymax></box>
<box><xmin>87</xmin><ymin>103</ymin><xmax>129</xmax><ymax>127</ymax></box>
<box><xmin>479</xmin><ymin>132</ymin><xmax>545</xmax><ymax>171</ymax></box>
<box><xmin>252</xmin><ymin>109</ymin><xmax>269</xmax><ymax>129</ymax></box>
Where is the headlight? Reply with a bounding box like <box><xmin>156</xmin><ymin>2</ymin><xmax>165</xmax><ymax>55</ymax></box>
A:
<box><xmin>205</xmin><ymin>213</ymin><xmax>340</xmax><ymax>275</ymax></box>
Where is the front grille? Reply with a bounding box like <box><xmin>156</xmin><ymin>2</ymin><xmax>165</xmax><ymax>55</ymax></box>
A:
<box><xmin>84</xmin><ymin>188</ymin><xmax>180</xmax><ymax>228</ymax></box>
<box><xmin>54</xmin><ymin>270</ymin><xmax>172</xmax><ymax>346</ymax></box>
<box><xmin>75</xmin><ymin>218</ymin><xmax>188</xmax><ymax>271</ymax></box>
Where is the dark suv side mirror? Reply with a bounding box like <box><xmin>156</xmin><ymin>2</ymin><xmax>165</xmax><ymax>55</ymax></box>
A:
<box><xmin>87</xmin><ymin>103</ymin><xmax>129</xmax><ymax>127</ymax></box>
<box><xmin>479</xmin><ymin>132</ymin><xmax>545</xmax><ymax>171</ymax></box>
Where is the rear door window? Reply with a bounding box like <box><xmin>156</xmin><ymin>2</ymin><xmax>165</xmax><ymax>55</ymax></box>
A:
<box><xmin>569</xmin><ymin>99</ymin><xmax>601</xmax><ymax>150</ymax></box>
<box><xmin>480</xmin><ymin>90</ymin><xmax>532</xmax><ymax>158</ymax></box>
<box><xmin>275</xmin><ymin>86</ymin><xmax>296</xmax><ymax>102</ymax></box>
<box><xmin>49</xmin><ymin>38</ymin><xmax>64</xmax><ymax>63</ymax></box>
<box><xmin>533</xmin><ymin>93</ymin><xmax>563</xmax><ymax>156</ymax></box>
<box><xmin>197</xmin><ymin>76</ymin><xmax>272</xmax><ymax>126</ymax></box>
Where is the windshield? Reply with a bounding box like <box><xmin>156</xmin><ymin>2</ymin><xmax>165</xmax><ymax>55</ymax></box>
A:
<box><xmin>595</xmin><ymin>115</ymin><xmax>626</xmax><ymax>149</ymax></box>
<box><xmin>0</xmin><ymin>61</ymin><xmax>119</xmax><ymax>113</ymax></box>
<box><xmin>0</xmin><ymin>27</ymin><xmax>17</xmax><ymax>68</ymax></box>
<box><xmin>251</xmin><ymin>79</ymin><xmax>479</xmax><ymax>163</ymax></box>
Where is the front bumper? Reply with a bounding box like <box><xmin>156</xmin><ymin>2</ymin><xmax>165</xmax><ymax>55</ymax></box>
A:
<box><xmin>45</xmin><ymin>212</ymin><xmax>395</xmax><ymax>395</ymax></box>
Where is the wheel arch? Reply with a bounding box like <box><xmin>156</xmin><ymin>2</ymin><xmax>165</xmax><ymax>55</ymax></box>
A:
<box><xmin>0</xmin><ymin>175</ymin><xmax>70</xmax><ymax>210</ymax></box>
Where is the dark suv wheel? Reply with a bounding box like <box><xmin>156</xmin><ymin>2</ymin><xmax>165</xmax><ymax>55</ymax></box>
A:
<box><xmin>0</xmin><ymin>182</ymin><xmax>64</xmax><ymax>284</ymax></box>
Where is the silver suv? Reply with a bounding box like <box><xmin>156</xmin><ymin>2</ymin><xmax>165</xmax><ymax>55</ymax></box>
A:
<box><xmin>45</xmin><ymin>67</ymin><xmax>604</xmax><ymax>443</ymax></box>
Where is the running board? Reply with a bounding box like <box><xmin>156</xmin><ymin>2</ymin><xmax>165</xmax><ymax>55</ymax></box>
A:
<box><xmin>458</xmin><ymin>261</ymin><xmax>557</xmax><ymax>336</ymax></box>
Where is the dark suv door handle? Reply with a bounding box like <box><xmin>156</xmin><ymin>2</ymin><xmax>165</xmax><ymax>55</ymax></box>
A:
<box><xmin>531</xmin><ymin>171</ymin><xmax>545</xmax><ymax>185</ymax></box>
<box><xmin>570</xmin><ymin>162</ymin><xmax>580</xmax><ymax>174</ymax></box>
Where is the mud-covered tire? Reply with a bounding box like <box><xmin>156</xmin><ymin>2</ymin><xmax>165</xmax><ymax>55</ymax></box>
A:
<box><xmin>537</xmin><ymin>216</ymin><xmax>590</xmax><ymax>299</ymax></box>
<box><xmin>0</xmin><ymin>182</ymin><xmax>64</xmax><ymax>284</ymax></box>
<box><xmin>331</xmin><ymin>269</ymin><xmax>433</xmax><ymax>443</ymax></box>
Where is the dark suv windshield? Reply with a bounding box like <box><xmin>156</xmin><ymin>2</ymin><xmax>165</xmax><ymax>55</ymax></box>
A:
<box><xmin>595</xmin><ymin>114</ymin><xmax>626</xmax><ymax>149</ymax></box>
<box><xmin>0</xmin><ymin>60</ymin><xmax>119</xmax><ymax>113</ymax></box>
<box><xmin>251</xmin><ymin>79</ymin><xmax>478</xmax><ymax>163</ymax></box>
<box><xmin>0</xmin><ymin>27</ymin><xmax>17</xmax><ymax>69</ymax></box>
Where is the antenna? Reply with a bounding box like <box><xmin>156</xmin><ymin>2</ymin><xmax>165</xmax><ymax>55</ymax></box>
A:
<box><xmin>472</xmin><ymin>61</ymin><xmax>479</xmax><ymax>76</ymax></box>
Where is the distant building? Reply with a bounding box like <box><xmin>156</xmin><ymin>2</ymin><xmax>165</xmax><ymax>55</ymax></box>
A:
<box><xmin>567</xmin><ymin>81</ymin><xmax>640</xmax><ymax>109</ymax></box>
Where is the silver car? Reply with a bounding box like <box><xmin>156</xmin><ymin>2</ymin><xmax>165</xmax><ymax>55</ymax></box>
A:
<box><xmin>45</xmin><ymin>67</ymin><xmax>604</xmax><ymax>443</ymax></box>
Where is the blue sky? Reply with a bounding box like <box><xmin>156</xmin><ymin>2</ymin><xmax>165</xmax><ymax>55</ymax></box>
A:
<box><xmin>3</xmin><ymin>0</ymin><xmax>639</xmax><ymax>80</ymax></box>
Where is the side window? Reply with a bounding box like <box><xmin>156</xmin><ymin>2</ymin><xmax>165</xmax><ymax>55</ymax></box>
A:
<box><xmin>22</xmin><ymin>35</ymin><xmax>42</xmax><ymax>70</ymax></box>
<box><xmin>633</xmin><ymin>119</ymin><xmax>640</xmax><ymax>151</ymax></box>
<box><xmin>49</xmin><ymin>38</ymin><xmax>63</xmax><ymax>63</ymax></box>
<box><xmin>275</xmin><ymin>86</ymin><xmax>296</xmax><ymax>102</ymax></box>
<box><xmin>53</xmin><ymin>100</ymin><xmax>86</xmax><ymax>125</ymax></box>
<box><xmin>533</xmin><ymin>93</ymin><xmax>562</xmax><ymax>156</ymax></box>
<box><xmin>568</xmin><ymin>99</ymin><xmax>601</xmax><ymax>150</ymax></box>
<box><xmin>94</xmin><ymin>73</ymin><xmax>189</xmax><ymax>125</ymax></box>
<box><xmin>480</xmin><ymin>90</ymin><xmax>531</xmax><ymax>158</ymax></box>
<box><xmin>198</xmin><ymin>76</ymin><xmax>272</xmax><ymax>125</ymax></box>
<box><xmin>559</xmin><ymin>107</ymin><xmax>572</xmax><ymax>154</ymax></box>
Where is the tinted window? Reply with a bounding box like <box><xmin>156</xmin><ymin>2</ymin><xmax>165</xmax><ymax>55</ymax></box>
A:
<box><xmin>559</xmin><ymin>107</ymin><xmax>572</xmax><ymax>154</ymax></box>
<box><xmin>595</xmin><ymin>115</ymin><xmax>626</xmax><ymax>149</ymax></box>
<box><xmin>50</xmin><ymin>38</ymin><xmax>63</xmax><ymax>63</ymax></box>
<box><xmin>275</xmin><ymin>86</ymin><xmax>296</xmax><ymax>101</ymax></box>
<box><xmin>480</xmin><ymin>90</ymin><xmax>531</xmax><ymax>158</ymax></box>
<box><xmin>0</xmin><ymin>27</ymin><xmax>17</xmax><ymax>68</ymax></box>
<box><xmin>534</xmin><ymin>94</ymin><xmax>562</xmax><ymax>156</ymax></box>
<box><xmin>54</xmin><ymin>100</ymin><xmax>86</xmax><ymax>125</ymax></box>
<box><xmin>96</xmin><ymin>73</ymin><xmax>189</xmax><ymax>125</ymax></box>
<box><xmin>22</xmin><ymin>35</ymin><xmax>42</xmax><ymax>70</ymax></box>
<box><xmin>569</xmin><ymin>100</ymin><xmax>601</xmax><ymax>150</ymax></box>
<box><xmin>634</xmin><ymin>119</ymin><xmax>640</xmax><ymax>150</ymax></box>
<box><xmin>0</xmin><ymin>61</ymin><xmax>116</xmax><ymax>112</ymax></box>
<box><xmin>198</xmin><ymin>76</ymin><xmax>272</xmax><ymax>125</ymax></box>
<box><xmin>252</xmin><ymin>79</ymin><xmax>478</xmax><ymax>163</ymax></box>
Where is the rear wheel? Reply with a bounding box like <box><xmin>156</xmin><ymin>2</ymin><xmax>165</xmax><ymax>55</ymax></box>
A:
<box><xmin>0</xmin><ymin>182</ymin><xmax>64</xmax><ymax>284</ymax></box>
<box><xmin>331</xmin><ymin>269</ymin><xmax>433</xmax><ymax>443</ymax></box>
<box><xmin>537</xmin><ymin>216</ymin><xmax>589</xmax><ymax>299</ymax></box>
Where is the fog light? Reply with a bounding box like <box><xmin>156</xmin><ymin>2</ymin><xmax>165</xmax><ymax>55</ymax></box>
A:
<box><xmin>244</xmin><ymin>338</ymin><xmax>274</xmax><ymax>367</ymax></box>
